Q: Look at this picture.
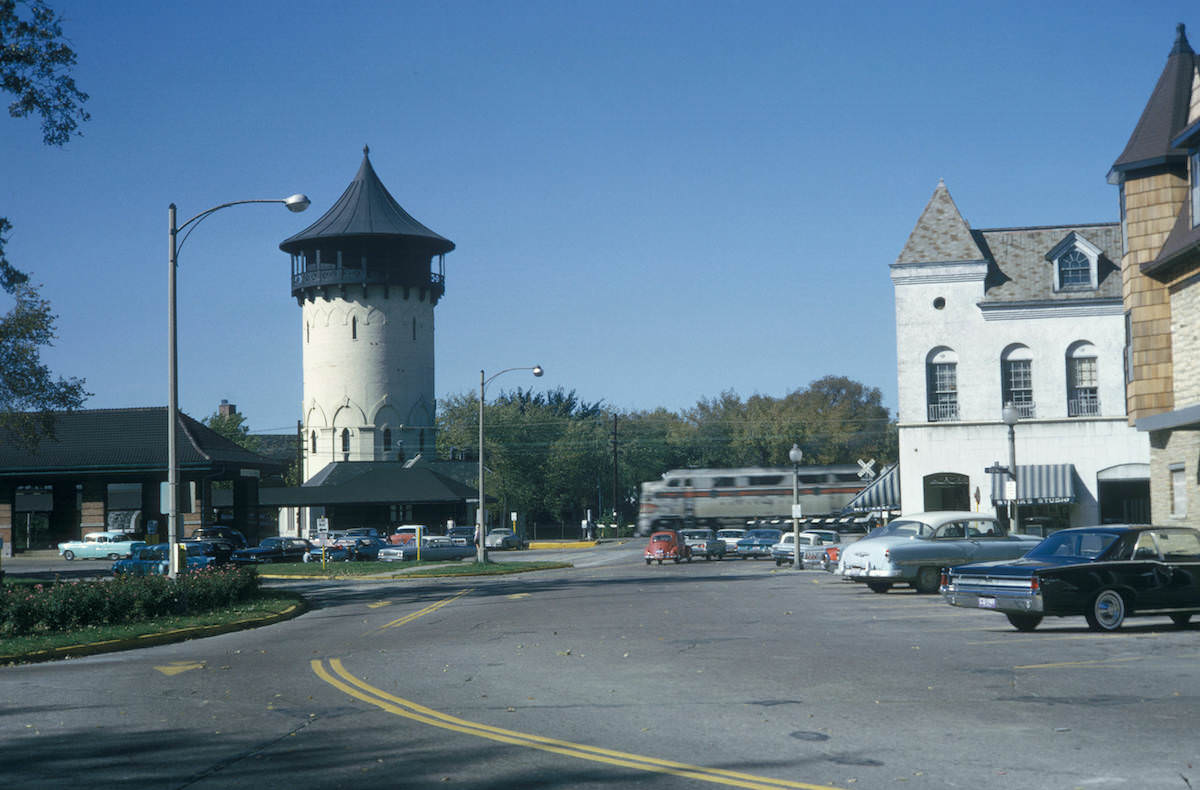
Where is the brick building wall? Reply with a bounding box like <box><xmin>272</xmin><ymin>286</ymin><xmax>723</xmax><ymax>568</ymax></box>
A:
<box><xmin>1149</xmin><ymin>429</ymin><xmax>1200</xmax><ymax>527</ymax></box>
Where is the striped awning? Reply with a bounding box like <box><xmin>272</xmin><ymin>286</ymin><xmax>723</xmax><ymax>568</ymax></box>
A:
<box><xmin>842</xmin><ymin>463</ymin><xmax>900</xmax><ymax>513</ymax></box>
<box><xmin>991</xmin><ymin>464</ymin><xmax>1077</xmax><ymax>505</ymax></box>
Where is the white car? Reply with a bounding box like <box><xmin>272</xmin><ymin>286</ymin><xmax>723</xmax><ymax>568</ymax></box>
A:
<box><xmin>715</xmin><ymin>528</ymin><xmax>746</xmax><ymax>552</ymax></box>
<box><xmin>838</xmin><ymin>511</ymin><xmax>1040</xmax><ymax>594</ymax></box>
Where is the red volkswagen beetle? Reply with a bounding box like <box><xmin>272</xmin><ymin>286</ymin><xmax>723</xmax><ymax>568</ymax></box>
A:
<box><xmin>644</xmin><ymin>530</ymin><xmax>692</xmax><ymax>565</ymax></box>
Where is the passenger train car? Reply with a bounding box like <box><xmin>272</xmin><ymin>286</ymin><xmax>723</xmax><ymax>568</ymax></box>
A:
<box><xmin>636</xmin><ymin>465</ymin><xmax>867</xmax><ymax>535</ymax></box>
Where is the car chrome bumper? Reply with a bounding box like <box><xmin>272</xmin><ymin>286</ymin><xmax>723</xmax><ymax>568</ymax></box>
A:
<box><xmin>843</xmin><ymin>566</ymin><xmax>903</xmax><ymax>579</ymax></box>
<box><xmin>941</xmin><ymin>585</ymin><xmax>1043</xmax><ymax>614</ymax></box>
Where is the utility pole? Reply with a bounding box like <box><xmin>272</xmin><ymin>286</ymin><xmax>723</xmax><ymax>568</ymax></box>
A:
<box><xmin>611</xmin><ymin>414</ymin><xmax>619</xmax><ymax>527</ymax></box>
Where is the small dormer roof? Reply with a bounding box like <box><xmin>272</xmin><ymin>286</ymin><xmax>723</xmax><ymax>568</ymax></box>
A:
<box><xmin>1109</xmin><ymin>23</ymin><xmax>1197</xmax><ymax>179</ymax></box>
<box><xmin>280</xmin><ymin>146</ymin><xmax>455</xmax><ymax>256</ymax></box>
<box><xmin>895</xmin><ymin>179</ymin><xmax>985</xmax><ymax>264</ymax></box>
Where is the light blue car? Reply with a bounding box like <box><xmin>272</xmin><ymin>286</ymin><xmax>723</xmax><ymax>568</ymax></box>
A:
<box><xmin>111</xmin><ymin>543</ymin><xmax>217</xmax><ymax>576</ymax></box>
<box><xmin>58</xmin><ymin>531</ymin><xmax>145</xmax><ymax>561</ymax></box>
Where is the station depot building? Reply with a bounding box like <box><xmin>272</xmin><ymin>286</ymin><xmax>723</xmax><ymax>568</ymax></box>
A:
<box><xmin>0</xmin><ymin>408</ymin><xmax>284</xmax><ymax>556</ymax></box>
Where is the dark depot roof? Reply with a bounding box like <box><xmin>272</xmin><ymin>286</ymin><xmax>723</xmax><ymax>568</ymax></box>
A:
<box><xmin>279</xmin><ymin>146</ymin><xmax>455</xmax><ymax>256</ymax></box>
<box><xmin>1110</xmin><ymin>24</ymin><xmax>1196</xmax><ymax>177</ymax></box>
<box><xmin>258</xmin><ymin>462</ymin><xmax>478</xmax><ymax>506</ymax></box>
<box><xmin>0</xmin><ymin>408</ymin><xmax>283</xmax><ymax>476</ymax></box>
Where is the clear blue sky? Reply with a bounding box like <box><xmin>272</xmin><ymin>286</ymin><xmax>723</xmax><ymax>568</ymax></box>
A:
<box><xmin>1</xmin><ymin>1</ymin><xmax>1194</xmax><ymax>435</ymax></box>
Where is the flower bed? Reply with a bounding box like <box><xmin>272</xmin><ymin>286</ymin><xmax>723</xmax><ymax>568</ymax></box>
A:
<box><xmin>0</xmin><ymin>566</ymin><xmax>259</xmax><ymax>637</ymax></box>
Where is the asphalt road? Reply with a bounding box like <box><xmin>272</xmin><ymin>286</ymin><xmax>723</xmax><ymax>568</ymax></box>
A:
<box><xmin>3</xmin><ymin>543</ymin><xmax>1198</xmax><ymax>789</ymax></box>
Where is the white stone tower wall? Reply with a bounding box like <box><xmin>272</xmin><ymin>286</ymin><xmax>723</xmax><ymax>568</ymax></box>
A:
<box><xmin>301</xmin><ymin>292</ymin><xmax>436</xmax><ymax>479</ymax></box>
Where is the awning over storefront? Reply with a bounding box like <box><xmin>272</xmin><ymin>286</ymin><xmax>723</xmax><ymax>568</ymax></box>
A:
<box><xmin>991</xmin><ymin>463</ymin><xmax>1077</xmax><ymax>505</ymax></box>
<box><xmin>842</xmin><ymin>463</ymin><xmax>900</xmax><ymax>513</ymax></box>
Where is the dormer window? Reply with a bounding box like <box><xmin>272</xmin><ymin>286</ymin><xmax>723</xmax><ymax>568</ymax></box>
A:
<box><xmin>1047</xmin><ymin>232</ymin><xmax>1101</xmax><ymax>291</ymax></box>
<box><xmin>1058</xmin><ymin>249</ymin><xmax>1091</xmax><ymax>288</ymax></box>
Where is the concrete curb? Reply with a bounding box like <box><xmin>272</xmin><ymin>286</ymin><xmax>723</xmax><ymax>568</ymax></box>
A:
<box><xmin>527</xmin><ymin>541</ymin><xmax>599</xmax><ymax>549</ymax></box>
<box><xmin>259</xmin><ymin>561</ymin><xmax>573</xmax><ymax>581</ymax></box>
<box><xmin>0</xmin><ymin>592</ymin><xmax>308</xmax><ymax>666</ymax></box>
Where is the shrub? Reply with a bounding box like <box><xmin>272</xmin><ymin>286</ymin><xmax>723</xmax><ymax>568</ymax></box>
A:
<box><xmin>0</xmin><ymin>567</ymin><xmax>259</xmax><ymax>637</ymax></box>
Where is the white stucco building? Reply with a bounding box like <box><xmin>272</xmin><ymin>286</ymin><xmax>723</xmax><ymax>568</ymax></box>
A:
<box><xmin>891</xmin><ymin>181</ymin><xmax>1149</xmax><ymax>530</ymax></box>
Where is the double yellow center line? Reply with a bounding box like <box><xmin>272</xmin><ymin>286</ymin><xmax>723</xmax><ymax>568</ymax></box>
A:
<box><xmin>315</xmin><ymin>589</ymin><xmax>840</xmax><ymax>790</ymax></box>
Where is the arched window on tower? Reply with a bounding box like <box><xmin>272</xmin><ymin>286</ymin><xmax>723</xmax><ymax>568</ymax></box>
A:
<box><xmin>419</xmin><ymin>428</ymin><xmax>425</xmax><ymax>454</ymax></box>
<box><xmin>383</xmin><ymin>428</ymin><xmax>392</xmax><ymax>454</ymax></box>
<box><xmin>305</xmin><ymin>323</ymin><xmax>309</xmax><ymax>344</ymax></box>
<box><xmin>412</xmin><ymin>317</ymin><xmax>416</xmax><ymax>341</ymax></box>
<box><xmin>351</xmin><ymin>316</ymin><xmax>357</xmax><ymax>340</ymax></box>
<box><xmin>310</xmin><ymin>431</ymin><xmax>317</xmax><ymax>454</ymax></box>
<box><xmin>341</xmin><ymin>428</ymin><xmax>350</xmax><ymax>461</ymax></box>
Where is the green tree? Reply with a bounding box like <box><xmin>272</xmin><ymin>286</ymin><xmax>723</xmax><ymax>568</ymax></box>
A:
<box><xmin>202</xmin><ymin>408</ymin><xmax>261</xmax><ymax>453</ymax></box>
<box><xmin>1</xmin><ymin>0</ymin><xmax>90</xmax><ymax>446</ymax></box>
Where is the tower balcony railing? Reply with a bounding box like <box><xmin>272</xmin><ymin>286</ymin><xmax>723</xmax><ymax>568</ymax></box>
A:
<box><xmin>291</xmin><ymin>268</ymin><xmax>445</xmax><ymax>297</ymax></box>
<box><xmin>1068</xmin><ymin>396</ymin><xmax>1100</xmax><ymax>417</ymax></box>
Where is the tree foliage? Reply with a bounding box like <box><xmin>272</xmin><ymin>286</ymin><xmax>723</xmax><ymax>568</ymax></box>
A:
<box><xmin>1</xmin><ymin>0</ymin><xmax>90</xmax><ymax>146</ymax></box>
<box><xmin>437</xmin><ymin>377</ymin><xmax>896</xmax><ymax>527</ymax></box>
<box><xmin>202</xmin><ymin>407</ymin><xmax>261</xmax><ymax>453</ymax></box>
<box><xmin>0</xmin><ymin>0</ymin><xmax>89</xmax><ymax>446</ymax></box>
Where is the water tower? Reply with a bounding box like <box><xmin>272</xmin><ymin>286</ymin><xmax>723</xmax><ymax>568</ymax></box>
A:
<box><xmin>280</xmin><ymin>146</ymin><xmax>454</xmax><ymax>480</ymax></box>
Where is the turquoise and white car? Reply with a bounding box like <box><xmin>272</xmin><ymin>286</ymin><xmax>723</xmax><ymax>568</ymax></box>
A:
<box><xmin>58</xmin><ymin>531</ymin><xmax>145</xmax><ymax>561</ymax></box>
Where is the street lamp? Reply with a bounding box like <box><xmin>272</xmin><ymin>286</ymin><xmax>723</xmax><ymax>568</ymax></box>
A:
<box><xmin>477</xmin><ymin>364</ymin><xmax>544</xmax><ymax>564</ymax></box>
<box><xmin>789</xmin><ymin>443</ymin><xmax>803</xmax><ymax>570</ymax></box>
<box><xmin>1001</xmin><ymin>402</ymin><xmax>1020</xmax><ymax>533</ymax></box>
<box><xmin>167</xmin><ymin>194</ymin><xmax>310</xmax><ymax>577</ymax></box>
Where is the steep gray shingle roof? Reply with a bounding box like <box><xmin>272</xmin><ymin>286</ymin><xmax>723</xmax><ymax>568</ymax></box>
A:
<box><xmin>1110</xmin><ymin>23</ymin><xmax>1197</xmax><ymax>176</ymax></box>
<box><xmin>895</xmin><ymin>179</ymin><xmax>985</xmax><ymax>264</ymax></box>
<box><xmin>977</xmin><ymin>224</ymin><xmax>1122</xmax><ymax>302</ymax></box>
<box><xmin>279</xmin><ymin>146</ymin><xmax>455</xmax><ymax>256</ymax></box>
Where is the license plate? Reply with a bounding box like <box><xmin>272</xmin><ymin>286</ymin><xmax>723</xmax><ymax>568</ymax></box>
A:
<box><xmin>978</xmin><ymin>597</ymin><xmax>997</xmax><ymax>609</ymax></box>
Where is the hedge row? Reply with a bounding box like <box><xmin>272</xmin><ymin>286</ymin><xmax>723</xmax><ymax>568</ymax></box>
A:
<box><xmin>0</xmin><ymin>566</ymin><xmax>260</xmax><ymax>637</ymax></box>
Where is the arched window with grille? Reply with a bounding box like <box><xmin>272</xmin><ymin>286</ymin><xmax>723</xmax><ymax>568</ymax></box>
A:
<box><xmin>1067</xmin><ymin>342</ymin><xmax>1099</xmax><ymax>417</ymax></box>
<box><xmin>1001</xmin><ymin>344</ymin><xmax>1035</xmax><ymax>418</ymax></box>
<box><xmin>341</xmin><ymin>428</ymin><xmax>350</xmax><ymax>460</ymax></box>
<box><xmin>310</xmin><ymin>431</ymin><xmax>317</xmax><ymax>454</ymax></box>
<box><xmin>926</xmin><ymin>347</ymin><xmax>959</xmax><ymax>422</ymax></box>
<box><xmin>383</xmin><ymin>428</ymin><xmax>392</xmax><ymax>453</ymax></box>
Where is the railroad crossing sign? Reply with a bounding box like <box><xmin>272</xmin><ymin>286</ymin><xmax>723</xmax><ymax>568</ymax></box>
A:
<box><xmin>857</xmin><ymin>458</ymin><xmax>877</xmax><ymax>480</ymax></box>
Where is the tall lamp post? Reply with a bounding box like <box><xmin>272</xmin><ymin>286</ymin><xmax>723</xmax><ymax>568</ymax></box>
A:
<box><xmin>167</xmin><ymin>194</ymin><xmax>310</xmax><ymax>578</ymax></box>
<box><xmin>789</xmin><ymin>443</ymin><xmax>803</xmax><ymax>570</ymax></box>
<box><xmin>477</xmin><ymin>364</ymin><xmax>544</xmax><ymax>564</ymax></box>
<box><xmin>1001</xmin><ymin>402</ymin><xmax>1020</xmax><ymax>534</ymax></box>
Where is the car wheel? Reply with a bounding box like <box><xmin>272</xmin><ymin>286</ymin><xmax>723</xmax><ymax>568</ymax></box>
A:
<box><xmin>657</xmin><ymin>559</ymin><xmax>663</xmax><ymax>565</ymax></box>
<box><xmin>775</xmin><ymin>559</ymin><xmax>783</xmax><ymax>566</ymax></box>
<box><xmin>1086</xmin><ymin>588</ymin><xmax>1127</xmax><ymax>631</ymax></box>
<box><xmin>645</xmin><ymin>558</ymin><xmax>652</xmax><ymax>565</ymax></box>
<box><xmin>821</xmin><ymin>555</ymin><xmax>832</xmax><ymax>572</ymax></box>
<box><xmin>1170</xmin><ymin>613</ymin><xmax>1192</xmax><ymax>626</ymax></box>
<box><xmin>673</xmin><ymin>556</ymin><xmax>681</xmax><ymax>564</ymax></box>
<box><xmin>107</xmin><ymin>552</ymin><xmax>120</xmax><ymax>560</ymax></box>
<box><xmin>914</xmin><ymin>567</ymin><xmax>940</xmax><ymax>594</ymax></box>
<box><xmin>63</xmin><ymin>550</ymin><xmax>74</xmax><ymax>561</ymax></box>
<box><xmin>866</xmin><ymin>581</ymin><xmax>892</xmax><ymax>594</ymax></box>
<box><xmin>302</xmin><ymin>553</ymin><xmax>313</xmax><ymax>563</ymax></box>
<box><xmin>1005</xmin><ymin>613</ymin><xmax>1043</xmax><ymax>632</ymax></box>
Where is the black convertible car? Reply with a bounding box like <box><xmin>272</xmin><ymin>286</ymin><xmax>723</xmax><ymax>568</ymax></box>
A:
<box><xmin>940</xmin><ymin>525</ymin><xmax>1200</xmax><ymax>632</ymax></box>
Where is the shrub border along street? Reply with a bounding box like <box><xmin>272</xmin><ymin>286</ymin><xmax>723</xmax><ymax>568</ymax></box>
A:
<box><xmin>0</xmin><ymin>590</ymin><xmax>306</xmax><ymax>666</ymax></box>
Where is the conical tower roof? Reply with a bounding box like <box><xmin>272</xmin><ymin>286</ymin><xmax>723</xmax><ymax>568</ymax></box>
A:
<box><xmin>1110</xmin><ymin>23</ymin><xmax>1197</xmax><ymax>178</ymax></box>
<box><xmin>895</xmin><ymin>179</ymin><xmax>984</xmax><ymax>264</ymax></box>
<box><xmin>280</xmin><ymin>146</ymin><xmax>455</xmax><ymax>256</ymax></box>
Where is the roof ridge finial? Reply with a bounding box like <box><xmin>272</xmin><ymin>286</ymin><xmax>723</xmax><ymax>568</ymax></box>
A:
<box><xmin>1172</xmin><ymin>22</ymin><xmax>1192</xmax><ymax>55</ymax></box>
<box><xmin>363</xmin><ymin>144</ymin><xmax>370</xmax><ymax>157</ymax></box>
